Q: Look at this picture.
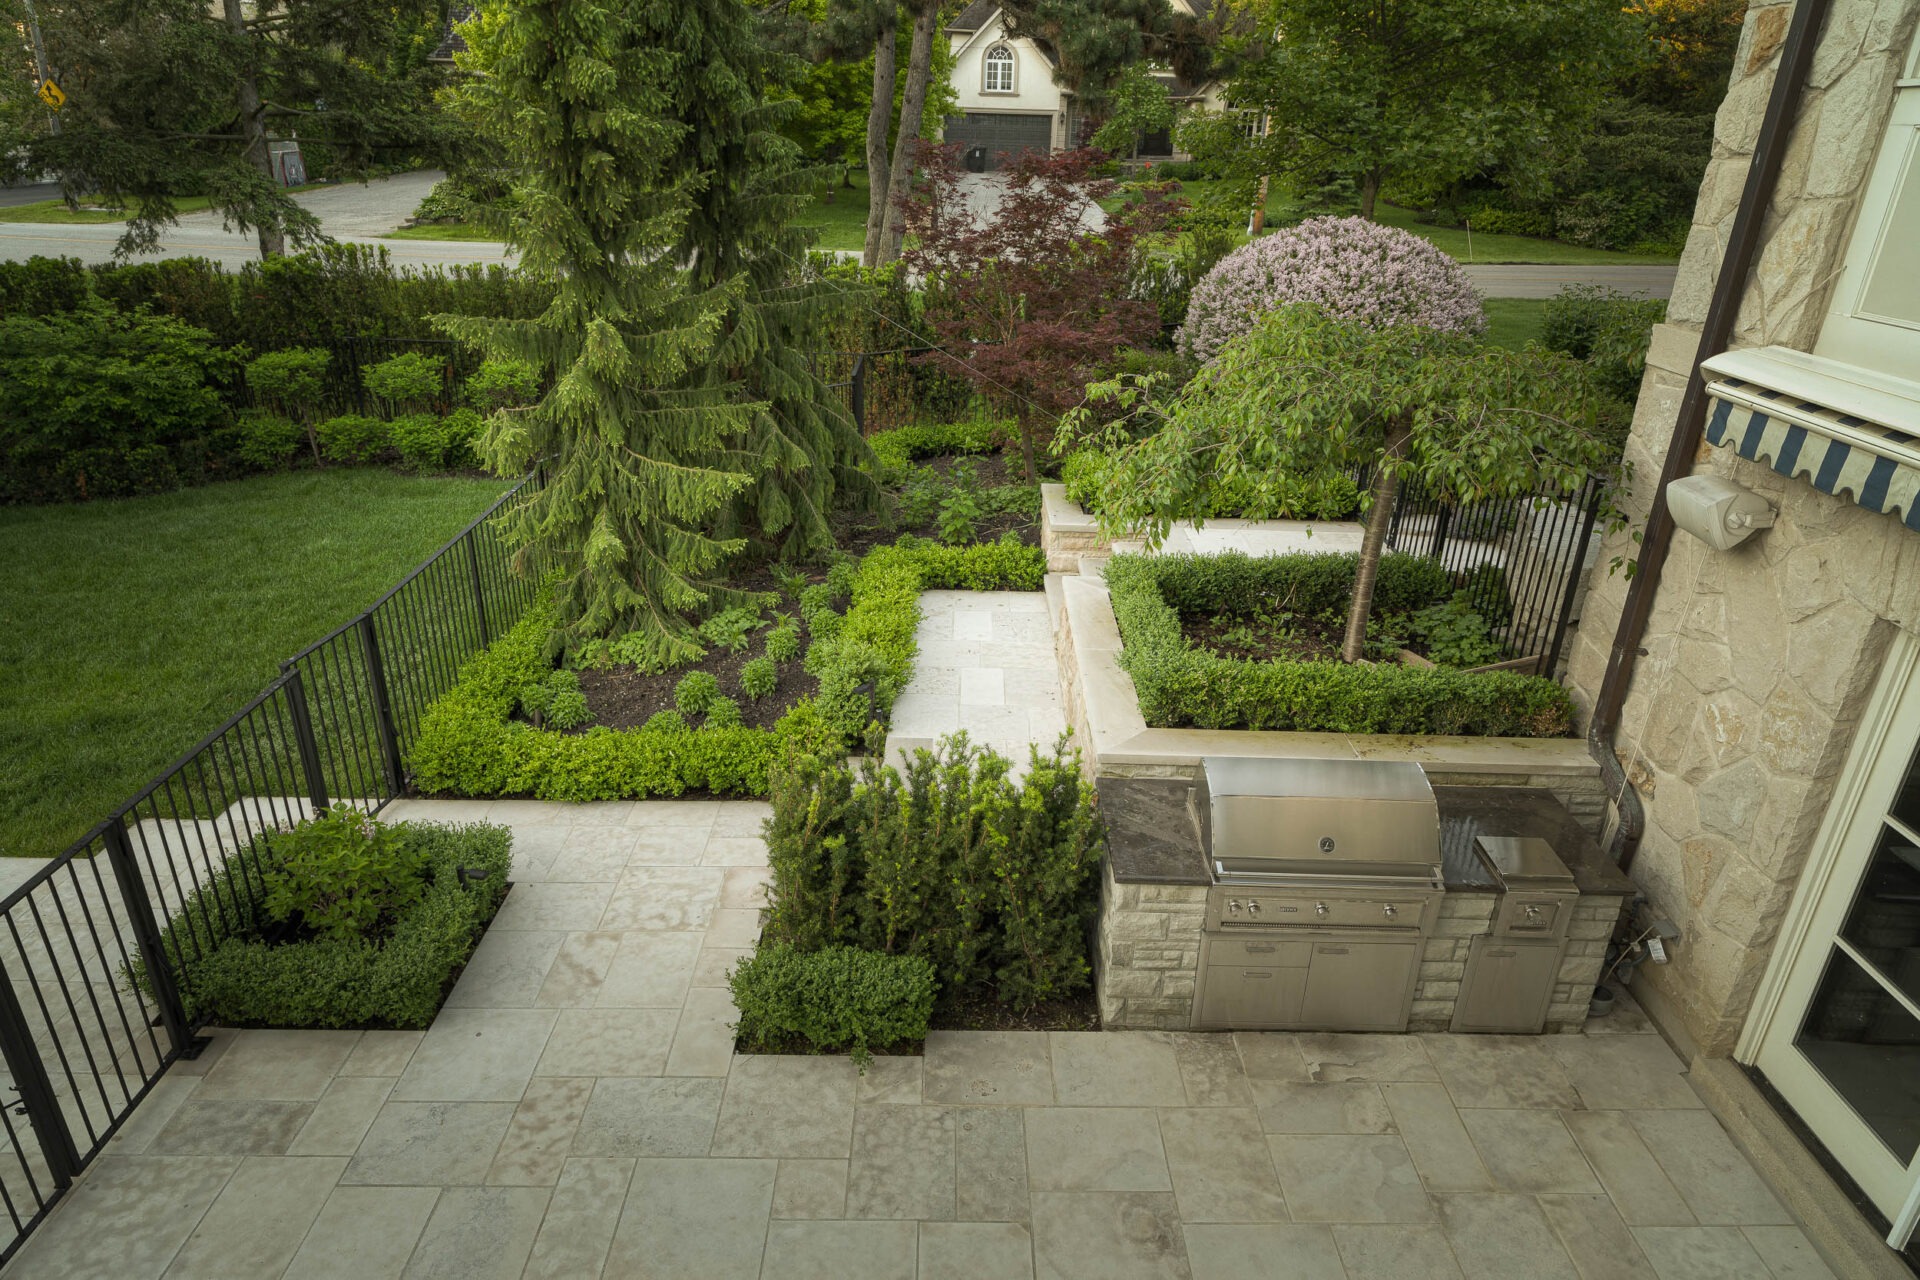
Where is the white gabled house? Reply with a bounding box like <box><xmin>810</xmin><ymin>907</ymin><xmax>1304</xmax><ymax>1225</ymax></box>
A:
<box><xmin>941</xmin><ymin>0</ymin><xmax>1227</xmax><ymax>169</ymax></box>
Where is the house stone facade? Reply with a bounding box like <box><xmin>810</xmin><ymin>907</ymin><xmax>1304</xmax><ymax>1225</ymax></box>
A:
<box><xmin>1564</xmin><ymin>0</ymin><xmax>1920</xmax><ymax>1259</ymax></box>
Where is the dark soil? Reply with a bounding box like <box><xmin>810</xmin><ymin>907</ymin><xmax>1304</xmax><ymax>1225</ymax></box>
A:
<box><xmin>1183</xmin><ymin>607</ymin><xmax>1356</xmax><ymax>664</ymax></box>
<box><xmin>579</xmin><ymin>559</ymin><xmax>821</xmax><ymax>733</ymax></box>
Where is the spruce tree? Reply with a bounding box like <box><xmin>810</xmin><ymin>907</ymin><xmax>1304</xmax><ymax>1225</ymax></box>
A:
<box><xmin>642</xmin><ymin>0</ymin><xmax>879</xmax><ymax>558</ymax></box>
<box><xmin>435</xmin><ymin>0</ymin><xmax>762</xmax><ymax>665</ymax></box>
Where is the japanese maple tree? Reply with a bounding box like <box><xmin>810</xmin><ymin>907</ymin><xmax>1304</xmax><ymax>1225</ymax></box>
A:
<box><xmin>900</xmin><ymin>144</ymin><xmax>1174</xmax><ymax>479</ymax></box>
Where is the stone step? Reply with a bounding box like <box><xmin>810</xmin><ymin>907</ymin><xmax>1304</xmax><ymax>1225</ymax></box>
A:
<box><xmin>1076</xmin><ymin>552</ymin><xmax>1111</xmax><ymax>579</ymax></box>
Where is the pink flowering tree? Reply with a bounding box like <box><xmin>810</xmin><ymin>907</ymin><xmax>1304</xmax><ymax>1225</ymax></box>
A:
<box><xmin>1176</xmin><ymin>216</ymin><xmax>1485</xmax><ymax>363</ymax></box>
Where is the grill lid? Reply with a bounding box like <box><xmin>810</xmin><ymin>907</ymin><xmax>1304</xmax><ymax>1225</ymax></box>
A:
<box><xmin>1200</xmin><ymin>757</ymin><xmax>1440</xmax><ymax>879</ymax></box>
<box><xmin>1472</xmin><ymin>836</ymin><xmax>1576</xmax><ymax>892</ymax></box>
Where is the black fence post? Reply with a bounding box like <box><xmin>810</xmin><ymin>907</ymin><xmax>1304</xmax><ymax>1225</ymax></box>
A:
<box><xmin>1429</xmin><ymin>504</ymin><xmax>1452</xmax><ymax>566</ymax></box>
<box><xmin>102</xmin><ymin>818</ymin><xmax>192</xmax><ymax>1059</ymax></box>
<box><xmin>0</xmin><ymin>955</ymin><xmax>82</xmax><ymax>1188</ymax></box>
<box><xmin>282</xmin><ymin>669</ymin><xmax>331</xmax><ymax>815</ymax></box>
<box><xmin>357</xmin><ymin>616</ymin><xmax>406</xmax><ymax>796</ymax></box>
<box><xmin>466</xmin><ymin>534</ymin><xmax>490</xmax><ymax>646</ymax></box>
<box><xmin>851</xmin><ymin>354</ymin><xmax>867</xmax><ymax>434</ymax></box>
<box><xmin>1541</xmin><ymin>483</ymin><xmax>1605</xmax><ymax>676</ymax></box>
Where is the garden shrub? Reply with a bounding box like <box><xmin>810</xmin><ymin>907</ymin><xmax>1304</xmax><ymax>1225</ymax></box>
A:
<box><xmin>867</xmin><ymin>420</ymin><xmax>1007</xmax><ymax>472</ymax></box>
<box><xmin>1542</xmin><ymin>284</ymin><xmax>1666</xmax><ymax>403</ymax></box>
<box><xmin>1105</xmin><ymin>552</ymin><xmax>1574</xmax><ymax>736</ymax></box>
<box><xmin>705</xmin><ymin>696</ymin><xmax>742</xmax><ymax>728</ymax></box>
<box><xmin>235</xmin><ymin>411</ymin><xmax>303</xmax><ymax>470</ymax></box>
<box><xmin>697</xmin><ymin>606</ymin><xmax>764</xmax><ymax>654</ymax></box>
<box><xmin>316</xmin><ymin>414</ymin><xmax>390</xmax><ymax>465</ymax></box>
<box><xmin>465</xmin><ymin>357</ymin><xmax>540</xmax><ymax>412</ymax></box>
<box><xmin>762</xmin><ymin>735</ymin><xmax>1104</xmax><ymax>1011</ymax></box>
<box><xmin>390</xmin><ymin>413</ymin><xmax>450</xmax><ymax>472</ymax></box>
<box><xmin>1062</xmin><ymin>447</ymin><xmax>1360</xmax><ymax>522</ymax></box>
<box><xmin>675</xmin><ymin>671</ymin><xmax>720</xmax><ymax>718</ymax></box>
<box><xmin>361</xmin><ymin>351</ymin><xmax>445</xmax><ymax>415</ymax></box>
<box><xmin>258</xmin><ymin>805</ymin><xmax>429</xmax><ymax>944</ymax></box>
<box><xmin>731</xmin><ymin>945</ymin><xmax>937</xmax><ymax>1063</ymax></box>
<box><xmin>439</xmin><ymin>408</ymin><xmax>485</xmax><ymax>469</ymax></box>
<box><xmin>546</xmin><ymin>688</ymin><xmax>592</xmax><ymax>730</ymax></box>
<box><xmin>244</xmin><ymin>347</ymin><xmax>330</xmax><ymax>459</ymax></box>
<box><xmin>741</xmin><ymin>657</ymin><xmax>778</xmax><ymax>701</ymax></box>
<box><xmin>1177</xmin><ymin>215</ymin><xmax>1485</xmax><ymax>363</ymax></box>
<box><xmin>149</xmin><ymin>817</ymin><xmax>512</xmax><ymax>1029</ymax></box>
<box><xmin>0</xmin><ymin>300</ymin><xmax>235</xmax><ymax>504</ymax></box>
<box><xmin>764</xmin><ymin>621</ymin><xmax>801</xmax><ymax>663</ymax></box>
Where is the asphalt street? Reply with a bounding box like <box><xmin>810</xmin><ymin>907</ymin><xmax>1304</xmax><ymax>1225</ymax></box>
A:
<box><xmin>0</xmin><ymin>169</ymin><xmax>1677</xmax><ymax>298</ymax></box>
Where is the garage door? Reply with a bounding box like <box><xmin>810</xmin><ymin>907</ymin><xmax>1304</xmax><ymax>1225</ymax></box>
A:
<box><xmin>943</xmin><ymin>113</ymin><xmax>1051</xmax><ymax>171</ymax></box>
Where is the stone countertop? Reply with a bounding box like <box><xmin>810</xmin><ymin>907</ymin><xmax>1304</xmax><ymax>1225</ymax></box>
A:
<box><xmin>1098</xmin><ymin>776</ymin><xmax>1635</xmax><ymax>896</ymax></box>
<box><xmin>1435</xmin><ymin>786</ymin><xmax>1635</xmax><ymax>896</ymax></box>
<box><xmin>1096</xmin><ymin>777</ymin><xmax>1208</xmax><ymax>885</ymax></box>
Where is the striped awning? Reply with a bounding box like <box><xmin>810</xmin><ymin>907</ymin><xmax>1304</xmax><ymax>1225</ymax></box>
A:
<box><xmin>1704</xmin><ymin>377</ymin><xmax>1920</xmax><ymax>533</ymax></box>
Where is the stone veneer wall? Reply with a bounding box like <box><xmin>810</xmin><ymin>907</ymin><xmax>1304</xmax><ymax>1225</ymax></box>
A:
<box><xmin>1563</xmin><ymin>0</ymin><xmax>1920</xmax><ymax>1054</ymax></box>
<box><xmin>1094</xmin><ymin>863</ymin><xmax>1206</xmax><ymax>1030</ymax></box>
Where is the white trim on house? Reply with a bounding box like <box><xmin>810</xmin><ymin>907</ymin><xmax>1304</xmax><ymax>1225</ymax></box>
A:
<box><xmin>982</xmin><ymin>43</ymin><xmax>1017</xmax><ymax>95</ymax></box>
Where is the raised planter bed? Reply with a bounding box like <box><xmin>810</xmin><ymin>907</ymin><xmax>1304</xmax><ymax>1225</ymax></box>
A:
<box><xmin>1040</xmin><ymin>483</ymin><xmax>1366</xmax><ymax>573</ymax></box>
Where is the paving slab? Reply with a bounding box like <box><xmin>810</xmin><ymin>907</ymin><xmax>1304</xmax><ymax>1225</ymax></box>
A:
<box><xmin>1158</xmin><ymin>1108</ymin><xmax>1288</xmax><ymax>1223</ymax></box>
<box><xmin>572</xmin><ymin>1076</ymin><xmax>724</xmax><ymax>1158</ymax></box>
<box><xmin>1434</xmin><ymin>1192</ymin><xmax>1579</xmax><ymax>1280</ymax></box>
<box><xmin>1026</xmin><ymin>1107</ymin><xmax>1172</xmax><ymax>1193</ymax></box>
<box><xmin>1332</xmin><ymin>1223</ymin><xmax>1468</xmax><ymax>1280</ymax></box>
<box><xmin>1051</xmin><ymin>1032</ymin><xmax>1186</xmax><ymax>1107</ymax></box>
<box><xmin>956</xmin><ymin>1106</ymin><xmax>1031</xmax><ymax>1223</ymax></box>
<box><xmin>391</xmin><ymin>1007</ymin><xmax>559</xmax><ymax>1102</ymax></box>
<box><xmin>1251</xmin><ymin>1080</ymin><xmax>1395</xmax><ymax>1134</ymax></box>
<box><xmin>1030</xmin><ymin>1190</ymin><xmax>1190</xmax><ymax>1280</ymax></box>
<box><xmin>604</xmin><ymin>1157</ymin><xmax>775</xmax><ymax>1280</ymax></box>
<box><xmin>1183</xmin><ymin>1223</ymin><xmax>1345</xmax><ymax>1280</ymax></box>
<box><xmin>162</xmin><ymin>1154</ymin><xmax>346</xmax><ymax>1279</ymax></box>
<box><xmin>918</xmin><ymin>1221</ymin><xmax>1035</xmax><ymax>1280</ymax></box>
<box><xmin>773</xmin><ymin>1158</ymin><xmax>850</xmax><ymax>1218</ymax></box>
<box><xmin>710</xmin><ymin>1054</ymin><xmax>857</xmax><ymax>1158</ymax></box>
<box><xmin>845</xmin><ymin>1103</ymin><xmax>956</xmax><ymax>1219</ymax></box>
<box><xmin>1268</xmin><ymin>1134</ymin><xmax>1434</xmax><ymax>1223</ymax></box>
<box><xmin>400</xmin><ymin>1184</ymin><xmax>548</xmax><ymax>1279</ymax></box>
<box><xmin>1457</xmin><ymin>1108</ymin><xmax>1604</xmax><ymax>1194</ymax></box>
<box><xmin>924</xmin><ymin>1030</ymin><xmax>1054</xmax><ymax>1106</ymax></box>
<box><xmin>281</xmin><ymin>1185</ymin><xmax>441</xmax><ymax>1280</ymax></box>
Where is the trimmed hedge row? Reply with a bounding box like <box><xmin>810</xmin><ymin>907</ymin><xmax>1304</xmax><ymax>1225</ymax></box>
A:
<box><xmin>407</xmin><ymin>536</ymin><xmax>1048</xmax><ymax>800</ymax></box>
<box><xmin>1105</xmin><ymin>551</ymin><xmax>1575</xmax><ymax>737</ymax></box>
<box><xmin>730</xmin><ymin>945</ymin><xmax>937</xmax><ymax>1062</ymax></box>
<box><xmin>153</xmin><ymin>820</ymin><xmax>512</xmax><ymax>1028</ymax></box>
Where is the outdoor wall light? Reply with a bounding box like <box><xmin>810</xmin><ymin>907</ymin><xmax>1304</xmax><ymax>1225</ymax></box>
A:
<box><xmin>1666</xmin><ymin>474</ymin><xmax>1777</xmax><ymax>551</ymax></box>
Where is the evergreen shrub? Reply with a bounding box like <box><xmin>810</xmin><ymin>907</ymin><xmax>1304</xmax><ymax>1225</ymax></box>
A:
<box><xmin>144</xmin><ymin>816</ymin><xmax>511</xmax><ymax>1028</ymax></box>
<box><xmin>1105</xmin><ymin>552</ymin><xmax>1574</xmax><ymax>736</ymax></box>
<box><xmin>762</xmin><ymin>735</ymin><xmax>1104</xmax><ymax>1012</ymax></box>
<box><xmin>235</xmin><ymin>411</ymin><xmax>303</xmax><ymax>470</ymax></box>
<box><xmin>731</xmin><ymin>945</ymin><xmax>936</xmax><ymax>1063</ymax></box>
<box><xmin>316</xmin><ymin>414</ymin><xmax>390</xmax><ymax>465</ymax></box>
<box><xmin>866</xmin><ymin>420</ymin><xmax>1007</xmax><ymax>471</ymax></box>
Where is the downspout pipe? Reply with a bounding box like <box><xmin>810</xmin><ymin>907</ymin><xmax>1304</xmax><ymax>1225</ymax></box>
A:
<box><xmin>1589</xmin><ymin>0</ymin><xmax>1833</xmax><ymax>871</ymax></box>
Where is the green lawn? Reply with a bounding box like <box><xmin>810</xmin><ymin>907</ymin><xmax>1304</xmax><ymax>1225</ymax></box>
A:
<box><xmin>1482</xmin><ymin>298</ymin><xmax>1550</xmax><ymax>350</ymax></box>
<box><xmin>385</xmin><ymin>221</ymin><xmax>511</xmax><ymax>242</ymax></box>
<box><xmin>0</xmin><ymin>470</ymin><xmax>509</xmax><ymax>860</ymax></box>
<box><xmin>1121</xmin><ymin>179</ymin><xmax>1679</xmax><ymax>267</ymax></box>
<box><xmin>792</xmin><ymin>170</ymin><xmax>873</xmax><ymax>253</ymax></box>
<box><xmin>0</xmin><ymin>189</ymin><xmax>325</xmax><ymax>225</ymax></box>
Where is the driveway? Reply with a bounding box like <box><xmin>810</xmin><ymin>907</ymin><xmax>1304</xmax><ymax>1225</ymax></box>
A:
<box><xmin>0</xmin><ymin>170</ymin><xmax>512</xmax><ymax>269</ymax></box>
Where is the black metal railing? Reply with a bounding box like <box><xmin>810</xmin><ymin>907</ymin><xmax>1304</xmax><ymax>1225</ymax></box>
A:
<box><xmin>0</xmin><ymin>469</ymin><xmax>543</xmax><ymax>1263</ymax></box>
<box><xmin>1386</xmin><ymin>476</ymin><xmax>1607</xmax><ymax>676</ymax></box>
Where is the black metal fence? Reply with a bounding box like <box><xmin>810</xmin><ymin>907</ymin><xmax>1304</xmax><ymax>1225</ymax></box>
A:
<box><xmin>0</xmin><ymin>471</ymin><xmax>543</xmax><ymax>1263</ymax></box>
<box><xmin>1386</xmin><ymin>475</ymin><xmax>1607</xmax><ymax>676</ymax></box>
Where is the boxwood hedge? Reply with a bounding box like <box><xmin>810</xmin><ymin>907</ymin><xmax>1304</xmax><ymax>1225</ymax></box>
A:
<box><xmin>1104</xmin><ymin>551</ymin><xmax>1574</xmax><ymax>737</ymax></box>
<box><xmin>152</xmin><ymin>820</ymin><xmax>512</xmax><ymax>1029</ymax></box>
<box><xmin>407</xmin><ymin>535</ymin><xmax>1047</xmax><ymax>800</ymax></box>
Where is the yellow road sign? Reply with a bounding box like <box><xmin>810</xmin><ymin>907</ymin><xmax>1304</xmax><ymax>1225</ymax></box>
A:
<box><xmin>37</xmin><ymin>79</ymin><xmax>65</xmax><ymax>110</ymax></box>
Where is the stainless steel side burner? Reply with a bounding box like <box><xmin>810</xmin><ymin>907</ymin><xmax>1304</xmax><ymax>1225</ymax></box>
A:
<box><xmin>1452</xmin><ymin>834</ymin><xmax>1582</xmax><ymax>1033</ymax></box>
<box><xmin>1192</xmin><ymin>757</ymin><xmax>1446</xmax><ymax>1033</ymax></box>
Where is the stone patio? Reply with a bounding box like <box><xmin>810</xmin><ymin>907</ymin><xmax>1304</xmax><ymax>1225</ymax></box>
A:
<box><xmin>2</xmin><ymin>800</ymin><xmax>1838</xmax><ymax>1279</ymax></box>
<box><xmin>884</xmin><ymin>590</ymin><xmax>1066</xmax><ymax>768</ymax></box>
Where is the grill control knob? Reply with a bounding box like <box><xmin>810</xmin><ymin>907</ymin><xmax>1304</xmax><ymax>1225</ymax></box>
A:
<box><xmin>1525</xmin><ymin>904</ymin><xmax>1542</xmax><ymax>921</ymax></box>
<box><xmin>1315</xmin><ymin>902</ymin><xmax>1330</xmax><ymax>917</ymax></box>
<box><xmin>1247</xmin><ymin>900</ymin><xmax>1261</xmax><ymax>917</ymax></box>
<box><xmin>1383</xmin><ymin>904</ymin><xmax>1398</xmax><ymax>919</ymax></box>
<box><xmin>1229</xmin><ymin>899</ymin><xmax>1242</xmax><ymax>914</ymax></box>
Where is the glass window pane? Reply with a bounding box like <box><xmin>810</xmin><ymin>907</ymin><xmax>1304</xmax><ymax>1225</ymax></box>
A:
<box><xmin>1840</xmin><ymin>823</ymin><xmax>1920</xmax><ymax>1005</ymax></box>
<box><xmin>1794</xmin><ymin>948</ymin><xmax>1920</xmax><ymax>1163</ymax></box>
<box><xmin>1859</xmin><ymin>130</ymin><xmax>1920</xmax><ymax>327</ymax></box>
<box><xmin>1892</xmin><ymin>735</ymin><xmax>1920</xmax><ymax>833</ymax></box>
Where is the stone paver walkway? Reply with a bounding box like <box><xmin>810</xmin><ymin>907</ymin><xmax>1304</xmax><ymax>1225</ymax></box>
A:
<box><xmin>885</xmin><ymin>591</ymin><xmax>1065</xmax><ymax>768</ymax></box>
<box><xmin>4</xmin><ymin>800</ymin><xmax>1835</xmax><ymax>1279</ymax></box>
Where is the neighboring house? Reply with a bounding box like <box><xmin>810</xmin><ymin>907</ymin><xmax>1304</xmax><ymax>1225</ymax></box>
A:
<box><xmin>428</xmin><ymin>5</ymin><xmax>473</xmax><ymax>63</ymax></box>
<box><xmin>1564</xmin><ymin>0</ymin><xmax>1920</xmax><ymax>1269</ymax></box>
<box><xmin>942</xmin><ymin>0</ymin><xmax>1225</xmax><ymax>169</ymax></box>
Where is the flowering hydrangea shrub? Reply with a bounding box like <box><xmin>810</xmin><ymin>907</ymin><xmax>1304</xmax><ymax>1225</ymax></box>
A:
<box><xmin>1176</xmin><ymin>216</ymin><xmax>1485</xmax><ymax>362</ymax></box>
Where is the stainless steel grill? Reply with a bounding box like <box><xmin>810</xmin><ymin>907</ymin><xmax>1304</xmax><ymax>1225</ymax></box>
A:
<box><xmin>1192</xmin><ymin>757</ymin><xmax>1446</xmax><ymax>1033</ymax></box>
<box><xmin>1452</xmin><ymin>835</ymin><xmax>1581</xmax><ymax>1034</ymax></box>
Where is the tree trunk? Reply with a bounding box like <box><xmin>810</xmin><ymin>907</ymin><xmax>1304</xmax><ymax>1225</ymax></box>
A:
<box><xmin>878</xmin><ymin>0</ymin><xmax>939</xmax><ymax>264</ymax></box>
<box><xmin>223</xmin><ymin>0</ymin><xmax>284</xmax><ymax>257</ymax></box>
<box><xmin>1358</xmin><ymin>167</ymin><xmax>1380</xmax><ymax>221</ymax></box>
<box><xmin>862</xmin><ymin>22</ymin><xmax>898</xmax><ymax>268</ymax></box>
<box><xmin>1342</xmin><ymin>417</ymin><xmax>1410</xmax><ymax>662</ymax></box>
<box><xmin>1248</xmin><ymin>173</ymin><xmax>1271</xmax><ymax>235</ymax></box>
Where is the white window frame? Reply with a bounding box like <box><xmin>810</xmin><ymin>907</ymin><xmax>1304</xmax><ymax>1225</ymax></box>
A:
<box><xmin>1813</xmin><ymin>34</ymin><xmax>1920</xmax><ymax>385</ymax></box>
<box><xmin>983</xmin><ymin>44</ymin><xmax>1016</xmax><ymax>95</ymax></box>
